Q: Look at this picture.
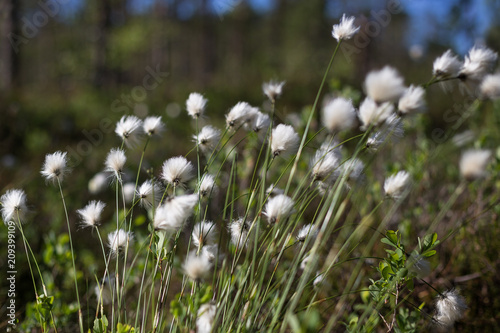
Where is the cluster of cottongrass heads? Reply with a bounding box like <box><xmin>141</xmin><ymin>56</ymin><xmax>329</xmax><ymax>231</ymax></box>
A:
<box><xmin>2</xmin><ymin>13</ymin><xmax>499</xmax><ymax>332</ymax></box>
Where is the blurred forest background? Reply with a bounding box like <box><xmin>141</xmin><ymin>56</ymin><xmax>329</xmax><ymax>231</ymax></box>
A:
<box><xmin>1</xmin><ymin>0</ymin><xmax>500</xmax><ymax>330</ymax></box>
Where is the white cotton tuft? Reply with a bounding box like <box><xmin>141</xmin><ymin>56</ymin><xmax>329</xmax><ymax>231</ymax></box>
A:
<box><xmin>270</xmin><ymin>124</ymin><xmax>300</xmax><ymax>157</ymax></box>
<box><xmin>198</xmin><ymin>174</ymin><xmax>217</xmax><ymax>198</ymax></box>
<box><xmin>136</xmin><ymin>180</ymin><xmax>163</xmax><ymax>208</ymax></box>
<box><xmin>398</xmin><ymin>85</ymin><xmax>426</xmax><ymax>115</ymax></box>
<box><xmin>358</xmin><ymin>97</ymin><xmax>394</xmax><ymax>130</ymax></box>
<box><xmin>263</xmin><ymin>81</ymin><xmax>285</xmax><ymax>102</ymax></box>
<box><xmin>194</xmin><ymin>125</ymin><xmax>221</xmax><ymax>154</ymax></box>
<box><xmin>161</xmin><ymin>156</ymin><xmax>194</xmax><ymax>187</ymax></box>
<box><xmin>115</xmin><ymin>115</ymin><xmax>144</xmax><ymax>148</ymax></box>
<box><xmin>105</xmin><ymin>148</ymin><xmax>126</xmax><ymax>180</ymax></box>
<box><xmin>41</xmin><ymin>151</ymin><xmax>70</xmax><ymax>184</ymax></box>
<box><xmin>107</xmin><ymin>229</ymin><xmax>133</xmax><ymax>256</ymax></box>
<box><xmin>191</xmin><ymin>221</ymin><xmax>218</xmax><ymax>249</ymax></box>
<box><xmin>153</xmin><ymin>194</ymin><xmax>198</xmax><ymax>232</ymax></box>
<box><xmin>182</xmin><ymin>251</ymin><xmax>212</xmax><ymax>281</ymax></box>
<box><xmin>433</xmin><ymin>50</ymin><xmax>462</xmax><ymax>79</ymax></box>
<box><xmin>459</xmin><ymin>149</ymin><xmax>492</xmax><ymax>180</ymax></box>
<box><xmin>434</xmin><ymin>290</ymin><xmax>467</xmax><ymax>328</ymax></box>
<box><xmin>77</xmin><ymin>200</ymin><xmax>105</xmax><ymax>228</ymax></box>
<box><xmin>480</xmin><ymin>73</ymin><xmax>500</xmax><ymax>100</ymax></box>
<box><xmin>322</xmin><ymin>97</ymin><xmax>357</xmax><ymax>133</ymax></box>
<box><xmin>186</xmin><ymin>92</ymin><xmax>207</xmax><ymax>118</ymax></box>
<box><xmin>1</xmin><ymin>189</ymin><xmax>28</xmax><ymax>224</ymax></box>
<box><xmin>364</xmin><ymin>66</ymin><xmax>406</xmax><ymax>103</ymax></box>
<box><xmin>226</xmin><ymin>102</ymin><xmax>252</xmax><ymax>129</ymax></box>
<box><xmin>143</xmin><ymin>116</ymin><xmax>165</xmax><ymax>137</ymax></box>
<box><xmin>331</xmin><ymin>14</ymin><xmax>359</xmax><ymax>41</ymax></box>
<box><xmin>384</xmin><ymin>171</ymin><xmax>411</xmax><ymax>199</ymax></box>
<box><xmin>196</xmin><ymin>303</ymin><xmax>217</xmax><ymax>333</ymax></box>
<box><xmin>263</xmin><ymin>194</ymin><xmax>294</xmax><ymax>224</ymax></box>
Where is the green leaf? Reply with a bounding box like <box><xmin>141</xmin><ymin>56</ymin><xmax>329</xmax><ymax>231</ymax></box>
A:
<box><xmin>381</xmin><ymin>238</ymin><xmax>397</xmax><ymax>248</ymax></box>
<box><xmin>422</xmin><ymin>250</ymin><xmax>436</xmax><ymax>257</ymax></box>
<box><xmin>93</xmin><ymin>316</ymin><xmax>108</xmax><ymax>333</ymax></box>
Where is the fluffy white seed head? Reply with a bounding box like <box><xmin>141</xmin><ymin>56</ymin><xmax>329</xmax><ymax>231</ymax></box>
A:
<box><xmin>226</xmin><ymin>102</ymin><xmax>252</xmax><ymax>129</ymax></box>
<box><xmin>251</xmin><ymin>111</ymin><xmax>271</xmax><ymax>134</ymax></box>
<box><xmin>460</xmin><ymin>46</ymin><xmax>498</xmax><ymax>82</ymax></box>
<box><xmin>196</xmin><ymin>303</ymin><xmax>216</xmax><ymax>333</ymax></box>
<box><xmin>88</xmin><ymin>172</ymin><xmax>108</xmax><ymax>195</ymax></box>
<box><xmin>359</xmin><ymin>97</ymin><xmax>394</xmax><ymax>130</ymax></box>
<box><xmin>198</xmin><ymin>174</ymin><xmax>217</xmax><ymax>198</ymax></box>
<box><xmin>195</xmin><ymin>125</ymin><xmax>221</xmax><ymax>154</ymax></box>
<box><xmin>296</xmin><ymin>224</ymin><xmax>318</xmax><ymax>242</ymax></box>
<box><xmin>435</xmin><ymin>290</ymin><xmax>467</xmax><ymax>328</ymax></box>
<box><xmin>480</xmin><ymin>73</ymin><xmax>500</xmax><ymax>100</ymax></box>
<box><xmin>398</xmin><ymin>85</ymin><xmax>426</xmax><ymax>115</ymax></box>
<box><xmin>459</xmin><ymin>149</ymin><xmax>492</xmax><ymax>180</ymax></box>
<box><xmin>143</xmin><ymin>116</ymin><xmax>165</xmax><ymax>137</ymax></box>
<box><xmin>192</xmin><ymin>221</ymin><xmax>218</xmax><ymax>249</ymax></box>
<box><xmin>105</xmin><ymin>148</ymin><xmax>126</xmax><ymax>180</ymax></box>
<box><xmin>270</xmin><ymin>124</ymin><xmax>300</xmax><ymax>157</ymax></box>
<box><xmin>115</xmin><ymin>115</ymin><xmax>144</xmax><ymax>148</ymax></box>
<box><xmin>311</xmin><ymin>149</ymin><xmax>340</xmax><ymax>182</ymax></box>
<box><xmin>161</xmin><ymin>156</ymin><xmax>194</xmax><ymax>187</ymax></box>
<box><xmin>341</xmin><ymin>158</ymin><xmax>364</xmax><ymax>182</ymax></box>
<box><xmin>266</xmin><ymin>185</ymin><xmax>284</xmax><ymax>198</ymax></box>
<box><xmin>123</xmin><ymin>183</ymin><xmax>136</xmax><ymax>204</ymax></box>
<box><xmin>364</xmin><ymin>66</ymin><xmax>406</xmax><ymax>103</ymax></box>
<box><xmin>229</xmin><ymin>217</ymin><xmax>252</xmax><ymax>249</ymax></box>
<box><xmin>384</xmin><ymin>171</ymin><xmax>411</xmax><ymax>199</ymax></box>
<box><xmin>366</xmin><ymin>114</ymin><xmax>404</xmax><ymax>151</ymax></box>
<box><xmin>107</xmin><ymin>229</ymin><xmax>133</xmax><ymax>255</ymax></box>
<box><xmin>41</xmin><ymin>151</ymin><xmax>69</xmax><ymax>183</ymax></box>
<box><xmin>1</xmin><ymin>189</ymin><xmax>28</xmax><ymax>224</ymax></box>
<box><xmin>433</xmin><ymin>50</ymin><xmax>462</xmax><ymax>78</ymax></box>
<box><xmin>183</xmin><ymin>251</ymin><xmax>212</xmax><ymax>281</ymax></box>
<box><xmin>322</xmin><ymin>97</ymin><xmax>357</xmax><ymax>133</ymax></box>
<box><xmin>136</xmin><ymin>180</ymin><xmax>163</xmax><ymax>208</ymax></box>
<box><xmin>331</xmin><ymin>14</ymin><xmax>359</xmax><ymax>41</ymax></box>
<box><xmin>264</xmin><ymin>194</ymin><xmax>294</xmax><ymax>224</ymax></box>
<box><xmin>77</xmin><ymin>200</ymin><xmax>105</xmax><ymax>228</ymax></box>
<box><xmin>262</xmin><ymin>80</ymin><xmax>285</xmax><ymax>101</ymax></box>
<box><xmin>153</xmin><ymin>194</ymin><xmax>198</xmax><ymax>232</ymax></box>
<box><xmin>186</xmin><ymin>92</ymin><xmax>207</xmax><ymax>119</ymax></box>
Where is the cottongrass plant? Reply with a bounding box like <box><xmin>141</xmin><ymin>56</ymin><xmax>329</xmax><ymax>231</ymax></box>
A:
<box><xmin>5</xmin><ymin>13</ymin><xmax>500</xmax><ymax>333</ymax></box>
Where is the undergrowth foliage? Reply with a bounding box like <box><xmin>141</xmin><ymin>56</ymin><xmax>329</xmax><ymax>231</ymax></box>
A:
<box><xmin>2</xmin><ymin>14</ymin><xmax>500</xmax><ymax>333</ymax></box>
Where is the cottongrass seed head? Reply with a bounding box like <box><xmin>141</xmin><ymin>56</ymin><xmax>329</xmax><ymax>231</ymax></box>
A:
<box><xmin>198</xmin><ymin>174</ymin><xmax>217</xmax><ymax>198</ymax></box>
<box><xmin>108</xmin><ymin>229</ymin><xmax>133</xmax><ymax>256</ymax></box>
<box><xmin>459</xmin><ymin>46</ymin><xmax>498</xmax><ymax>82</ymax></box>
<box><xmin>480</xmin><ymin>73</ymin><xmax>500</xmax><ymax>100</ymax></box>
<box><xmin>262</xmin><ymin>80</ymin><xmax>285</xmax><ymax>102</ymax></box>
<box><xmin>186</xmin><ymin>92</ymin><xmax>207</xmax><ymax>119</ymax></box>
<box><xmin>123</xmin><ymin>183</ymin><xmax>136</xmax><ymax>204</ymax></box>
<box><xmin>115</xmin><ymin>115</ymin><xmax>144</xmax><ymax>148</ymax></box>
<box><xmin>77</xmin><ymin>200</ymin><xmax>105</xmax><ymax>228</ymax></box>
<box><xmin>266</xmin><ymin>185</ymin><xmax>285</xmax><ymax>197</ymax></box>
<box><xmin>136</xmin><ymin>180</ymin><xmax>163</xmax><ymax>208</ymax></box>
<box><xmin>296</xmin><ymin>224</ymin><xmax>318</xmax><ymax>242</ymax></box>
<box><xmin>311</xmin><ymin>148</ymin><xmax>340</xmax><ymax>182</ymax></box>
<box><xmin>364</xmin><ymin>66</ymin><xmax>406</xmax><ymax>103</ymax></box>
<box><xmin>88</xmin><ymin>172</ymin><xmax>108</xmax><ymax>194</ymax></box>
<box><xmin>264</xmin><ymin>194</ymin><xmax>295</xmax><ymax>224</ymax></box>
<box><xmin>331</xmin><ymin>14</ymin><xmax>359</xmax><ymax>41</ymax></box>
<box><xmin>143</xmin><ymin>116</ymin><xmax>165</xmax><ymax>137</ymax></box>
<box><xmin>250</xmin><ymin>111</ymin><xmax>271</xmax><ymax>135</ymax></box>
<box><xmin>398</xmin><ymin>85</ymin><xmax>426</xmax><ymax>115</ymax></box>
<box><xmin>384</xmin><ymin>170</ymin><xmax>411</xmax><ymax>200</ymax></box>
<box><xmin>196</xmin><ymin>303</ymin><xmax>217</xmax><ymax>333</ymax></box>
<box><xmin>195</xmin><ymin>125</ymin><xmax>221</xmax><ymax>154</ymax></box>
<box><xmin>183</xmin><ymin>251</ymin><xmax>212</xmax><ymax>281</ymax></box>
<box><xmin>41</xmin><ymin>151</ymin><xmax>70</xmax><ymax>184</ymax></box>
<box><xmin>358</xmin><ymin>97</ymin><xmax>395</xmax><ymax>130</ymax></box>
<box><xmin>105</xmin><ymin>148</ymin><xmax>126</xmax><ymax>181</ymax></box>
<box><xmin>161</xmin><ymin>156</ymin><xmax>194</xmax><ymax>187</ymax></box>
<box><xmin>226</xmin><ymin>101</ymin><xmax>252</xmax><ymax>129</ymax></box>
<box><xmin>366</xmin><ymin>114</ymin><xmax>404</xmax><ymax>151</ymax></box>
<box><xmin>192</xmin><ymin>221</ymin><xmax>218</xmax><ymax>249</ymax></box>
<box><xmin>459</xmin><ymin>149</ymin><xmax>492</xmax><ymax>180</ymax></box>
<box><xmin>270</xmin><ymin>124</ymin><xmax>300</xmax><ymax>157</ymax></box>
<box><xmin>322</xmin><ymin>97</ymin><xmax>357</xmax><ymax>133</ymax></box>
<box><xmin>153</xmin><ymin>194</ymin><xmax>198</xmax><ymax>232</ymax></box>
<box><xmin>433</xmin><ymin>50</ymin><xmax>462</xmax><ymax>78</ymax></box>
<box><xmin>229</xmin><ymin>217</ymin><xmax>252</xmax><ymax>249</ymax></box>
<box><xmin>1</xmin><ymin>189</ymin><xmax>28</xmax><ymax>224</ymax></box>
<box><xmin>435</xmin><ymin>289</ymin><xmax>467</xmax><ymax>328</ymax></box>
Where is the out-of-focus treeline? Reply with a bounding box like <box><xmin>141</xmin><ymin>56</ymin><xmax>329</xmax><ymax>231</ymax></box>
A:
<box><xmin>0</xmin><ymin>0</ymin><xmax>499</xmax><ymax>186</ymax></box>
